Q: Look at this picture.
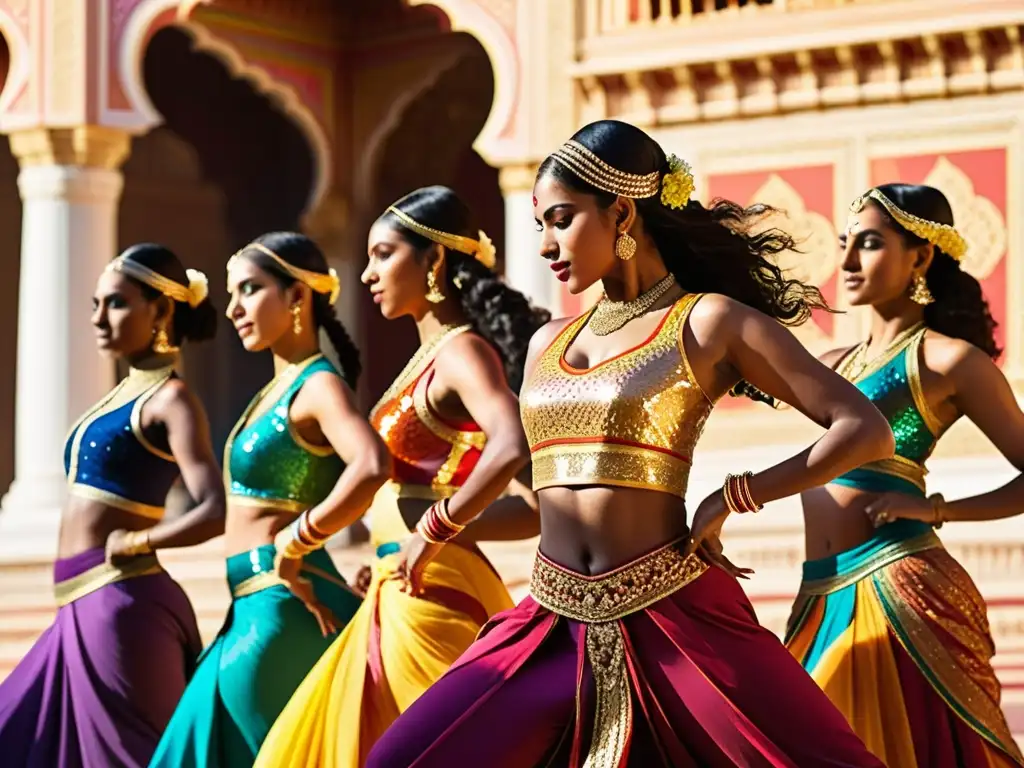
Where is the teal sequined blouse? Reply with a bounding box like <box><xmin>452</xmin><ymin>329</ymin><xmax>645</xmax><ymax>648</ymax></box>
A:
<box><xmin>225</xmin><ymin>354</ymin><xmax>344</xmax><ymax>512</ymax></box>
<box><xmin>831</xmin><ymin>326</ymin><xmax>944</xmax><ymax>497</ymax></box>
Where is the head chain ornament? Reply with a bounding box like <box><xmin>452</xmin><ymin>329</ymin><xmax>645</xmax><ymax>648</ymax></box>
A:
<box><xmin>851</xmin><ymin>188</ymin><xmax>967</xmax><ymax>262</ymax></box>
<box><xmin>108</xmin><ymin>256</ymin><xmax>208</xmax><ymax>308</ymax></box>
<box><xmin>548</xmin><ymin>139</ymin><xmax>694</xmax><ymax>210</ymax></box>
<box><xmin>228</xmin><ymin>242</ymin><xmax>341</xmax><ymax>304</ymax></box>
<box><xmin>386</xmin><ymin>206</ymin><xmax>496</xmax><ymax>270</ymax></box>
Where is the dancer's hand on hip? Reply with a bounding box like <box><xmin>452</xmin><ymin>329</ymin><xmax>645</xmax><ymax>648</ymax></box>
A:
<box><xmin>274</xmin><ymin>555</ymin><xmax>340</xmax><ymax>637</ymax></box>
<box><xmin>397</xmin><ymin>532</ymin><xmax>444</xmax><ymax>596</ymax></box>
<box><xmin>864</xmin><ymin>492</ymin><xmax>933</xmax><ymax>528</ymax></box>
<box><xmin>684</xmin><ymin>491</ymin><xmax>753</xmax><ymax>579</ymax></box>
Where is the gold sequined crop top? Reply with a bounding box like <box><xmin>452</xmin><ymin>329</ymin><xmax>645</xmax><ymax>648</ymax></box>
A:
<box><xmin>520</xmin><ymin>293</ymin><xmax>715</xmax><ymax>498</ymax></box>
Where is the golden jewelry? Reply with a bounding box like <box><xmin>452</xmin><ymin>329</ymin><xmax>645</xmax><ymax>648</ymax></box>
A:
<box><xmin>122</xmin><ymin>530</ymin><xmax>153</xmax><ymax>556</ymax></box>
<box><xmin>548</xmin><ymin>141</ymin><xmax>695</xmax><ymax>209</ymax></box>
<box><xmin>229</xmin><ymin>242</ymin><xmax>341</xmax><ymax>304</ymax></box>
<box><xmin>910</xmin><ymin>274</ymin><xmax>934</xmax><ymax>306</ymax></box>
<box><xmin>386</xmin><ymin>206</ymin><xmax>496</xmax><ymax>269</ymax></box>
<box><xmin>425</xmin><ymin>263</ymin><xmax>446</xmax><ymax>304</ymax></box>
<box><xmin>614</xmin><ymin>231</ymin><xmax>637</xmax><ymax>261</ymax></box>
<box><xmin>152</xmin><ymin>325</ymin><xmax>179</xmax><ymax>355</ymax></box>
<box><xmin>850</xmin><ymin>188</ymin><xmax>967</xmax><ymax>261</ymax></box>
<box><xmin>290</xmin><ymin>303</ymin><xmax>302</xmax><ymax>335</ymax></box>
<box><xmin>837</xmin><ymin>322</ymin><xmax>925</xmax><ymax>382</ymax></box>
<box><xmin>588</xmin><ymin>274</ymin><xmax>676</xmax><ymax>337</ymax></box>
<box><xmin>928</xmin><ymin>493</ymin><xmax>947</xmax><ymax>529</ymax></box>
<box><xmin>371</xmin><ymin>324</ymin><xmax>470</xmax><ymax>419</ymax></box>
<box><xmin>108</xmin><ymin>257</ymin><xmax>208</xmax><ymax>308</ymax></box>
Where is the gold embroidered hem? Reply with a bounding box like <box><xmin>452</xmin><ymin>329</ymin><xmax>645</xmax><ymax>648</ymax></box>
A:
<box><xmin>68</xmin><ymin>484</ymin><xmax>165</xmax><ymax>519</ymax></box>
<box><xmin>798</xmin><ymin>530</ymin><xmax>941</xmax><ymax>596</ymax></box>
<box><xmin>226</xmin><ymin>494</ymin><xmax>308</xmax><ymax>514</ymax></box>
<box><xmin>54</xmin><ymin>555</ymin><xmax>162</xmax><ymax>607</ymax></box>
<box><xmin>530</xmin><ymin>541</ymin><xmax>707</xmax><ymax>768</ymax></box>
<box><xmin>854</xmin><ymin>455</ymin><xmax>928</xmax><ymax>494</ymax></box>
<box><xmin>530</xmin><ymin>442</ymin><xmax>691</xmax><ymax>498</ymax></box>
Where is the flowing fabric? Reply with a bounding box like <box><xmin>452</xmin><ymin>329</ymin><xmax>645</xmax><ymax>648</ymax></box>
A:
<box><xmin>786</xmin><ymin>518</ymin><xmax>1023</xmax><ymax>767</ymax></box>
<box><xmin>254</xmin><ymin>482</ymin><xmax>513</xmax><ymax>768</ymax></box>
<box><xmin>0</xmin><ymin>547</ymin><xmax>202</xmax><ymax>768</ymax></box>
<box><xmin>148</xmin><ymin>544</ymin><xmax>360</xmax><ymax>768</ymax></box>
<box><xmin>366</xmin><ymin>539</ymin><xmax>884</xmax><ymax>768</ymax></box>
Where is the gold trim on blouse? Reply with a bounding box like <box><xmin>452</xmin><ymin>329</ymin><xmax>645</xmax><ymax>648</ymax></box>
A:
<box><xmin>521</xmin><ymin>293</ymin><xmax>712</xmax><ymax>498</ymax></box>
<box><xmin>68</xmin><ymin>484</ymin><xmax>166</xmax><ymax>520</ymax></box>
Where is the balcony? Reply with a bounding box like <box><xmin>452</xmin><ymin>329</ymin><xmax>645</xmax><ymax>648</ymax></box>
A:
<box><xmin>575</xmin><ymin>0</ymin><xmax>1024</xmax><ymax>125</ymax></box>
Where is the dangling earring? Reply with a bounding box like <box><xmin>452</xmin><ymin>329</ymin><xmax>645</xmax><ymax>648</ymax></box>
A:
<box><xmin>290</xmin><ymin>303</ymin><xmax>303</xmax><ymax>335</ymax></box>
<box><xmin>425</xmin><ymin>264</ymin><xmax>445</xmax><ymax>304</ymax></box>
<box><xmin>910</xmin><ymin>273</ymin><xmax>934</xmax><ymax>306</ymax></box>
<box><xmin>614</xmin><ymin>231</ymin><xmax>637</xmax><ymax>261</ymax></box>
<box><xmin>152</xmin><ymin>325</ymin><xmax>179</xmax><ymax>354</ymax></box>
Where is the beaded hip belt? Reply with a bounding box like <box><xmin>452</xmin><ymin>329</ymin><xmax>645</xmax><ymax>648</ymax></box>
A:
<box><xmin>529</xmin><ymin>537</ymin><xmax>707</xmax><ymax>623</ymax></box>
<box><xmin>529</xmin><ymin>539</ymin><xmax>708</xmax><ymax>768</ymax></box>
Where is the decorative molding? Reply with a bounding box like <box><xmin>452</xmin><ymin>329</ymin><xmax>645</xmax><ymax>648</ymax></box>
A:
<box><xmin>7</xmin><ymin>125</ymin><xmax>132</xmax><ymax>170</ymax></box>
<box><xmin>574</xmin><ymin>1</ymin><xmax>1024</xmax><ymax>126</ymax></box>
<box><xmin>406</xmin><ymin>0</ymin><xmax>521</xmax><ymax>164</ymax></box>
<box><xmin>497</xmin><ymin>162</ymin><xmax>539</xmax><ymax>194</ymax></box>
<box><xmin>0</xmin><ymin>2</ymin><xmax>36</xmax><ymax>128</ymax></box>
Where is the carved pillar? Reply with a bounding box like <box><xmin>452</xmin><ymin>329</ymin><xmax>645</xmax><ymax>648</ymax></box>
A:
<box><xmin>0</xmin><ymin>126</ymin><xmax>130</xmax><ymax>560</ymax></box>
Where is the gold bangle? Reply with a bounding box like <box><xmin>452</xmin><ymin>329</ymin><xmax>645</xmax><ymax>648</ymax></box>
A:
<box><xmin>123</xmin><ymin>530</ymin><xmax>153</xmax><ymax>556</ymax></box>
<box><xmin>928</xmin><ymin>493</ymin><xmax>947</xmax><ymax>529</ymax></box>
<box><xmin>435</xmin><ymin>498</ymin><xmax>467</xmax><ymax>534</ymax></box>
<box><xmin>722</xmin><ymin>476</ymin><xmax>740</xmax><ymax>514</ymax></box>
<box><xmin>737</xmin><ymin>472</ymin><xmax>762</xmax><ymax>512</ymax></box>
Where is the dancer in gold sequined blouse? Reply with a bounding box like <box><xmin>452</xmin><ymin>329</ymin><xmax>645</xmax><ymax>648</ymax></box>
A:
<box><xmin>782</xmin><ymin>184</ymin><xmax>1024</xmax><ymax>767</ymax></box>
<box><xmin>367</xmin><ymin>121</ymin><xmax>893</xmax><ymax>768</ymax></box>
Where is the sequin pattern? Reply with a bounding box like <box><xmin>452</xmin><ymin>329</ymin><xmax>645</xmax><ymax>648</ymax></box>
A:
<box><xmin>834</xmin><ymin>329</ymin><xmax>939</xmax><ymax>495</ymax></box>
<box><xmin>64</xmin><ymin>367</ymin><xmax>179</xmax><ymax>516</ymax></box>
<box><xmin>226</xmin><ymin>356</ymin><xmax>344</xmax><ymax>510</ymax></box>
<box><xmin>371</xmin><ymin>348</ymin><xmax>485</xmax><ymax>498</ymax></box>
<box><xmin>521</xmin><ymin>293</ymin><xmax>713</xmax><ymax>497</ymax></box>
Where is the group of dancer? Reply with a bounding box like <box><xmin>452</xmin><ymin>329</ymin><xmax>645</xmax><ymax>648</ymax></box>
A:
<box><xmin>0</xmin><ymin>118</ymin><xmax>1020</xmax><ymax>768</ymax></box>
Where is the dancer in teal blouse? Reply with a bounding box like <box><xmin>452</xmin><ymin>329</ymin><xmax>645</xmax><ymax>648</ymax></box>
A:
<box><xmin>150</xmin><ymin>232</ymin><xmax>392</xmax><ymax>767</ymax></box>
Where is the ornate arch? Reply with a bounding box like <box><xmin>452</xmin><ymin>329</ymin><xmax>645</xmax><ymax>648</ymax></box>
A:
<box><xmin>111</xmin><ymin>0</ymin><xmax>332</xmax><ymax>211</ymax></box>
<box><xmin>0</xmin><ymin>3</ymin><xmax>33</xmax><ymax>129</ymax></box>
<box><xmin>406</xmin><ymin>0</ymin><xmax>521</xmax><ymax>165</ymax></box>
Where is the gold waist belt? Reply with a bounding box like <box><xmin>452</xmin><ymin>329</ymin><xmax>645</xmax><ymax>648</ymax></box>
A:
<box><xmin>799</xmin><ymin>530</ymin><xmax>942</xmax><ymax>596</ymax></box>
<box><xmin>54</xmin><ymin>554</ymin><xmax>162</xmax><ymax>607</ymax></box>
<box><xmin>529</xmin><ymin>540</ymin><xmax>707</xmax><ymax>768</ymax></box>
<box><xmin>231</xmin><ymin>562</ymin><xmax>351</xmax><ymax>599</ymax></box>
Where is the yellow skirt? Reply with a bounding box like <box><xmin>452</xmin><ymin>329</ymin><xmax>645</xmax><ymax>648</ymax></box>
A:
<box><xmin>253</xmin><ymin>483</ymin><xmax>514</xmax><ymax>768</ymax></box>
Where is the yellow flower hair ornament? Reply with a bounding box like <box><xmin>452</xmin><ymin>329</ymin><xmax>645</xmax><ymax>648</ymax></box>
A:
<box><xmin>660</xmin><ymin>154</ymin><xmax>695</xmax><ymax>210</ymax></box>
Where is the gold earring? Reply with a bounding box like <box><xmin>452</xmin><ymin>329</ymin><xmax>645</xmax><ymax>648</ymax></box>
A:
<box><xmin>425</xmin><ymin>265</ymin><xmax>445</xmax><ymax>304</ymax></box>
<box><xmin>614</xmin><ymin>231</ymin><xmax>637</xmax><ymax>261</ymax></box>
<box><xmin>910</xmin><ymin>274</ymin><xmax>934</xmax><ymax>306</ymax></box>
<box><xmin>152</xmin><ymin>325</ymin><xmax>179</xmax><ymax>354</ymax></box>
<box><xmin>291</xmin><ymin>304</ymin><xmax>303</xmax><ymax>334</ymax></box>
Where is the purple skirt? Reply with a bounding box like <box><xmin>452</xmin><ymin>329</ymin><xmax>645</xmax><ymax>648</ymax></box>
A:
<box><xmin>0</xmin><ymin>547</ymin><xmax>202</xmax><ymax>768</ymax></box>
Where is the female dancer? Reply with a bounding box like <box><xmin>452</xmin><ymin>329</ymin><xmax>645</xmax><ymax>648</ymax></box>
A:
<box><xmin>254</xmin><ymin>186</ymin><xmax>548</xmax><ymax>768</ymax></box>
<box><xmin>0</xmin><ymin>244</ymin><xmax>224</xmax><ymax>767</ymax></box>
<box><xmin>150</xmin><ymin>232</ymin><xmax>391</xmax><ymax>767</ymax></box>
<box><xmin>784</xmin><ymin>184</ymin><xmax>1024</xmax><ymax>766</ymax></box>
<box><xmin>365</xmin><ymin>120</ymin><xmax>896</xmax><ymax>767</ymax></box>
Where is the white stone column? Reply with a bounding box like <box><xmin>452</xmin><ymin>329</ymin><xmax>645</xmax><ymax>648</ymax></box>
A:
<box><xmin>0</xmin><ymin>127</ymin><xmax>129</xmax><ymax>561</ymax></box>
<box><xmin>499</xmin><ymin>164</ymin><xmax>553</xmax><ymax>311</ymax></box>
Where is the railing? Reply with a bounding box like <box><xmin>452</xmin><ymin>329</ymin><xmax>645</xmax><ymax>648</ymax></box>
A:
<box><xmin>584</xmin><ymin>0</ymin><xmax>780</xmax><ymax>35</ymax></box>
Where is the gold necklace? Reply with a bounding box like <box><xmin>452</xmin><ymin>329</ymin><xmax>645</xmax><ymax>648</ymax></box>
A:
<box><xmin>840</xmin><ymin>322</ymin><xmax>925</xmax><ymax>382</ymax></box>
<box><xmin>588</xmin><ymin>274</ymin><xmax>677</xmax><ymax>337</ymax></box>
<box><xmin>371</xmin><ymin>323</ymin><xmax>470</xmax><ymax>417</ymax></box>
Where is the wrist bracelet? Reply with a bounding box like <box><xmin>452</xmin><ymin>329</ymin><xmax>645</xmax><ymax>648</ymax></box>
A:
<box><xmin>122</xmin><ymin>529</ymin><xmax>153</xmax><ymax>556</ymax></box>
<box><xmin>723</xmin><ymin>472</ymin><xmax>762</xmax><ymax>514</ymax></box>
<box><xmin>928</xmin><ymin>493</ymin><xmax>947</xmax><ymax>529</ymax></box>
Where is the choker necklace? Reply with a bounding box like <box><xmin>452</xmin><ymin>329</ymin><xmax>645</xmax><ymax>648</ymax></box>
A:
<box><xmin>588</xmin><ymin>274</ymin><xmax>677</xmax><ymax>336</ymax></box>
<box><xmin>839</xmin><ymin>322</ymin><xmax>925</xmax><ymax>382</ymax></box>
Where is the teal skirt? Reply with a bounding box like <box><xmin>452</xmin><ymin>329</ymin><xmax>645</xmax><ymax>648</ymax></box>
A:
<box><xmin>148</xmin><ymin>544</ymin><xmax>361</xmax><ymax>768</ymax></box>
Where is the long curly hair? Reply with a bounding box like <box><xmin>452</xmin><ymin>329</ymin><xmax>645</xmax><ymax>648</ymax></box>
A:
<box><xmin>868</xmin><ymin>183</ymin><xmax>999</xmax><ymax>360</ymax></box>
<box><xmin>380</xmin><ymin>186</ymin><xmax>551</xmax><ymax>392</ymax></box>
<box><xmin>239</xmin><ymin>232</ymin><xmax>362</xmax><ymax>388</ymax></box>
<box><xmin>536</xmin><ymin>120</ymin><xmax>829</xmax><ymax>326</ymax></box>
<box><xmin>119</xmin><ymin>243</ymin><xmax>218</xmax><ymax>345</ymax></box>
